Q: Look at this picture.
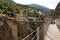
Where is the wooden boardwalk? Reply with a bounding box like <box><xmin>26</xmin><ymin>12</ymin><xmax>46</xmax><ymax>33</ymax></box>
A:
<box><xmin>45</xmin><ymin>24</ymin><xmax>60</xmax><ymax>40</ymax></box>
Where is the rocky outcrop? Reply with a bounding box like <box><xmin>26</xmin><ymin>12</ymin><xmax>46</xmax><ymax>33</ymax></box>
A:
<box><xmin>54</xmin><ymin>2</ymin><xmax>60</xmax><ymax>18</ymax></box>
<box><xmin>55</xmin><ymin>2</ymin><xmax>60</xmax><ymax>12</ymax></box>
<box><xmin>0</xmin><ymin>15</ymin><xmax>30</xmax><ymax>40</ymax></box>
<box><xmin>0</xmin><ymin>19</ymin><xmax>13</xmax><ymax>40</ymax></box>
<box><xmin>6</xmin><ymin>21</ymin><xmax>18</xmax><ymax>40</ymax></box>
<box><xmin>0</xmin><ymin>13</ymin><xmax>45</xmax><ymax>40</ymax></box>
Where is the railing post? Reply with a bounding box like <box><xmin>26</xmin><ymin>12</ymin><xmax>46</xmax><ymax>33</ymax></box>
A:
<box><xmin>37</xmin><ymin>27</ymin><xmax>40</xmax><ymax>40</ymax></box>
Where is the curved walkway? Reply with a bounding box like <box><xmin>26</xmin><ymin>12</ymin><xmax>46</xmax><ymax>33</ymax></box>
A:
<box><xmin>45</xmin><ymin>24</ymin><xmax>60</xmax><ymax>40</ymax></box>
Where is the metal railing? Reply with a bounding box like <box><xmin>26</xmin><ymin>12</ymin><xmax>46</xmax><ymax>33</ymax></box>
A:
<box><xmin>22</xmin><ymin>18</ymin><xmax>54</xmax><ymax>40</ymax></box>
<box><xmin>8</xmin><ymin>17</ymin><xmax>54</xmax><ymax>40</ymax></box>
<box><xmin>22</xmin><ymin>26</ymin><xmax>44</xmax><ymax>40</ymax></box>
<box><xmin>0</xmin><ymin>16</ymin><xmax>55</xmax><ymax>40</ymax></box>
<box><xmin>23</xmin><ymin>29</ymin><xmax>37</xmax><ymax>40</ymax></box>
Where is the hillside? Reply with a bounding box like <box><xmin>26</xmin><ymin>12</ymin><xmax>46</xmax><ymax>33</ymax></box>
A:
<box><xmin>7</xmin><ymin>0</ymin><xmax>14</xmax><ymax>2</ymax></box>
<box><xmin>0</xmin><ymin>0</ymin><xmax>46</xmax><ymax>17</ymax></box>
<box><xmin>28</xmin><ymin>4</ymin><xmax>51</xmax><ymax>13</ymax></box>
<box><xmin>0</xmin><ymin>0</ymin><xmax>20</xmax><ymax>16</ymax></box>
<box><xmin>0</xmin><ymin>0</ymin><xmax>50</xmax><ymax>40</ymax></box>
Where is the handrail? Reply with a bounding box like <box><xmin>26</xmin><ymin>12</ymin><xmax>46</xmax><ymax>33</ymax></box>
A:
<box><xmin>22</xmin><ymin>25</ymin><xmax>45</xmax><ymax>40</ymax></box>
<box><xmin>31</xmin><ymin>33</ymin><xmax>37</xmax><ymax>40</ymax></box>
<box><xmin>23</xmin><ymin>25</ymin><xmax>44</xmax><ymax>40</ymax></box>
<box><xmin>22</xmin><ymin>18</ymin><xmax>54</xmax><ymax>40</ymax></box>
<box><xmin>6</xmin><ymin>18</ymin><xmax>44</xmax><ymax>22</ymax></box>
<box><xmin>23</xmin><ymin>29</ymin><xmax>37</xmax><ymax>40</ymax></box>
<box><xmin>39</xmin><ymin>26</ymin><xmax>44</xmax><ymax>32</ymax></box>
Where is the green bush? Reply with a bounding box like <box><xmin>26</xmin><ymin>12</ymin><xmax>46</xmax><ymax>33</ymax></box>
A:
<box><xmin>15</xmin><ymin>9</ymin><xmax>20</xmax><ymax>13</ymax></box>
<box><xmin>0</xmin><ymin>9</ymin><xmax>3</xmax><ymax>14</ymax></box>
<box><xmin>0</xmin><ymin>0</ymin><xmax>20</xmax><ymax>16</ymax></box>
<box><xmin>0</xmin><ymin>3</ymin><xmax>3</xmax><ymax>10</ymax></box>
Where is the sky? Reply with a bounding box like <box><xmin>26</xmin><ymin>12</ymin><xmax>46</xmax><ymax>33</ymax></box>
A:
<box><xmin>13</xmin><ymin>0</ymin><xmax>60</xmax><ymax>9</ymax></box>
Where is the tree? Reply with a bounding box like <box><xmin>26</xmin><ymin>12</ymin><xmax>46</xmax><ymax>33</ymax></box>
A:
<box><xmin>0</xmin><ymin>9</ymin><xmax>3</xmax><ymax>14</ymax></box>
<box><xmin>15</xmin><ymin>9</ymin><xmax>20</xmax><ymax>13</ymax></box>
<box><xmin>0</xmin><ymin>3</ymin><xmax>3</xmax><ymax>10</ymax></box>
<box><xmin>3</xmin><ymin>9</ymin><xmax>14</xmax><ymax>16</ymax></box>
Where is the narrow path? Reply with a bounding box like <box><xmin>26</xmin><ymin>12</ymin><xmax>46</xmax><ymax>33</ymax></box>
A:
<box><xmin>45</xmin><ymin>23</ymin><xmax>60</xmax><ymax>40</ymax></box>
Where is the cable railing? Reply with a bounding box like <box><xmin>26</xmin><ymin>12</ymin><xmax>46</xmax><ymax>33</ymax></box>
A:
<box><xmin>6</xmin><ymin>17</ymin><xmax>54</xmax><ymax>40</ymax></box>
<box><xmin>11</xmin><ymin>17</ymin><xmax>54</xmax><ymax>40</ymax></box>
<box><xmin>1</xmin><ymin>16</ymin><xmax>55</xmax><ymax>40</ymax></box>
<box><xmin>31</xmin><ymin>33</ymin><xmax>37</xmax><ymax>40</ymax></box>
<box><xmin>22</xmin><ymin>26</ymin><xmax>44</xmax><ymax>40</ymax></box>
<box><xmin>23</xmin><ymin>29</ymin><xmax>37</xmax><ymax>40</ymax></box>
<box><xmin>22</xmin><ymin>18</ymin><xmax>54</xmax><ymax>40</ymax></box>
<box><xmin>5</xmin><ymin>17</ymin><xmax>45</xmax><ymax>40</ymax></box>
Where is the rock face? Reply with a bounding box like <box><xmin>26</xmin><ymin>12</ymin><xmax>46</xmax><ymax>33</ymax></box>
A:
<box><xmin>6</xmin><ymin>21</ymin><xmax>18</xmax><ymax>40</ymax></box>
<box><xmin>54</xmin><ymin>2</ymin><xmax>60</xmax><ymax>31</ymax></box>
<box><xmin>0</xmin><ymin>20</ymin><xmax>13</xmax><ymax>40</ymax></box>
<box><xmin>0</xmin><ymin>15</ymin><xmax>30</xmax><ymax>40</ymax></box>
<box><xmin>55</xmin><ymin>2</ymin><xmax>60</xmax><ymax>12</ymax></box>
<box><xmin>55</xmin><ymin>2</ymin><xmax>60</xmax><ymax>18</ymax></box>
<box><xmin>51</xmin><ymin>2</ymin><xmax>60</xmax><ymax>18</ymax></box>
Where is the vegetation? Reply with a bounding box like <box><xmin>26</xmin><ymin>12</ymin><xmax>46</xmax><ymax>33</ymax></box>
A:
<box><xmin>0</xmin><ymin>0</ymin><xmax>44</xmax><ymax>17</ymax></box>
<box><xmin>0</xmin><ymin>0</ymin><xmax>20</xmax><ymax>16</ymax></box>
<box><xmin>0</xmin><ymin>0</ymin><xmax>48</xmax><ymax>39</ymax></box>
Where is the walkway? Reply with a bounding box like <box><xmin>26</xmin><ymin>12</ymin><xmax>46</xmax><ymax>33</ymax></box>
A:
<box><xmin>45</xmin><ymin>24</ymin><xmax>60</xmax><ymax>40</ymax></box>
